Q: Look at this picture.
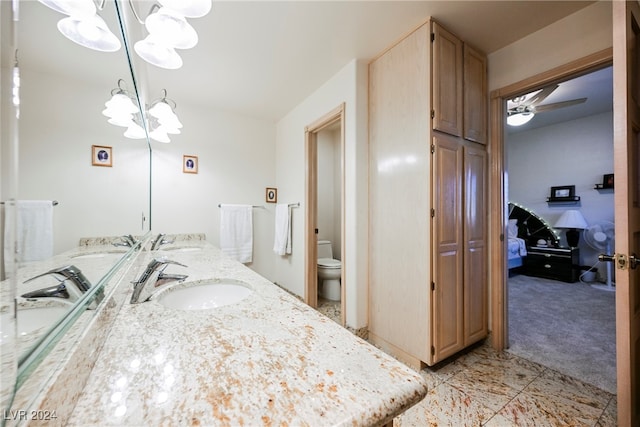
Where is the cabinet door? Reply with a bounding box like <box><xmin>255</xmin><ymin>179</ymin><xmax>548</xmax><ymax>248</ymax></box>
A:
<box><xmin>463</xmin><ymin>45</ymin><xmax>487</xmax><ymax>144</ymax></box>
<box><xmin>431</xmin><ymin>133</ymin><xmax>464</xmax><ymax>363</ymax></box>
<box><xmin>463</xmin><ymin>144</ymin><xmax>487</xmax><ymax>344</ymax></box>
<box><xmin>432</xmin><ymin>22</ymin><xmax>463</xmax><ymax>137</ymax></box>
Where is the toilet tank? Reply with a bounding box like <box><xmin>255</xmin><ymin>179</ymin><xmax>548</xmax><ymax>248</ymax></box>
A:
<box><xmin>317</xmin><ymin>240</ymin><xmax>333</xmax><ymax>259</ymax></box>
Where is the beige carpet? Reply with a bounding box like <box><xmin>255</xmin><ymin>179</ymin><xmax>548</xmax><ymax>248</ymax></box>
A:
<box><xmin>507</xmin><ymin>274</ymin><xmax>616</xmax><ymax>394</ymax></box>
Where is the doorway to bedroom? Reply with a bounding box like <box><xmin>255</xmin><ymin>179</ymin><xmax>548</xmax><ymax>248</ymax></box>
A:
<box><xmin>503</xmin><ymin>63</ymin><xmax>616</xmax><ymax>394</ymax></box>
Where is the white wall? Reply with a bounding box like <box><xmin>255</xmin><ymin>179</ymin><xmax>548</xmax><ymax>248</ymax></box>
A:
<box><xmin>489</xmin><ymin>1</ymin><xmax>612</xmax><ymax>91</ymax></box>
<box><xmin>508</xmin><ymin>112</ymin><xmax>614</xmax><ymax>273</ymax></box>
<box><xmin>274</xmin><ymin>59</ymin><xmax>368</xmax><ymax>330</ymax></box>
<box><xmin>17</xmin><ymin>70</ymin><xmax>150</xmax><ymax>254</ymax></box>
<box><xmin>317</xmin><ymin>128</ymin><xmax>341</xmax><ymax>260</ymax></box>
<box><xmin>150</xmin><ymin>103</ymin><xmax>276</xmax><ymax>278</ymax></box>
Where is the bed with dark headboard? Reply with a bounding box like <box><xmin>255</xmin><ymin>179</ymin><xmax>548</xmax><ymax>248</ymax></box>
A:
<box><xmin>507</xmin><ymin>202</ymin><xmax>560</xmax><ymax>269</ymax></box>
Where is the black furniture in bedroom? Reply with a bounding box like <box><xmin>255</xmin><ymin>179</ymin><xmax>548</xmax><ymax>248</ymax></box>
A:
<box><xmin>508</xmin><ymin>202</ymin><xmax>581</xmax><ymax>283</ymax></box>
<box><xmin>523</xmin><ymin>246</ymin><xmax>580</xmax><ymax>283</ymax></box>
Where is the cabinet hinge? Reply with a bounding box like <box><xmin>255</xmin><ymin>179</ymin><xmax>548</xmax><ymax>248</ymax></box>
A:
<box><xmin>430</xmin><ymin>208</ymin><xmax>435</xmax><ymax>218</ymax></box>
<box><xmin>431</xmin><ymin>345</ymin><xmax>435</xmax><ymax>355</ymax></box>
<box><xmin>431</xmin><ymin>281</ymin><xmax>435</xmax><ymax>291</ymax></box>
<box><xmin>431</xmin><ymin>33</ymin><xmax>435</xmax><ymax>42</ymax></box>
<box><xmin>430</xmin><ymin>144</ymin><xmax>435</xmax><ymax>154</ymax></box>
<box><xmin>431</xmin><ymin>110</ymin><xmax>435</xmax><ymax>119</ymax></box>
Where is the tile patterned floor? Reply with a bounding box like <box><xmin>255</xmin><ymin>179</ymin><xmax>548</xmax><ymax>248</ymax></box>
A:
<box><xmin>393</xmin><ymin>343</ymin><xmax>617</xmax><ymax>426</ymax></box>
<box><xmin>314</xmin><ymin>300</ymin><xmax>616</xmax><ymax>426</ymax></box>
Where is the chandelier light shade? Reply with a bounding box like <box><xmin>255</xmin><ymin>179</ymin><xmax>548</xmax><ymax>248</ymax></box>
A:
<box><xmin>158</xmin><ymin>0</ymin><xmax>213</xmax><ymax>18</ymax></box>
<box><xmin>134</xmin><ymin>36</ymin><xmax>183</xmax><ymax>70</ymax></box>
<box><xmin>103</xmin><ymin>81</ymin><xmax>181</xmax><ymax>143</ymax></box>
<box><xmin>554</xmin><ymin>210</ymin><xmax>588</xmax><ymax>248</ymax></box>
<box><xmin>507</xmin><ymin>112</ymin><xmax>535</xmax><ymax>126</ymax></box>
<box><xmin>38</xmin><ymin>0</ymin><xmax>96</xmax><ymax>17</ymax></box>
<box><xmin>37</xmin><ymin>0</ymin><xmax>212</xmax><ymax>68</ymax></box>
<box><xmin>145</xmin><ymin>8</ymin><xmax>198</xmax><ymax>49</ymax></box>
<box><xmin>57</xmin><ymin>14</ymin><xmax>121</xmax><ymax>52</ymax></box>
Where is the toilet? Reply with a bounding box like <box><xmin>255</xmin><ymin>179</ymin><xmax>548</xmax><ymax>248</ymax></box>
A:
<box><xmin>317</xmin><ymin>240</ymin><xmax>341</xmax><ymax>301</ymax></box>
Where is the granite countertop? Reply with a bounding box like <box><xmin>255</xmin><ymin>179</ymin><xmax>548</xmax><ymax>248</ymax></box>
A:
<box><xmin>68</xmin><ymin>241</ymin><xmax>428</xmax><ymax>426</ymax></box>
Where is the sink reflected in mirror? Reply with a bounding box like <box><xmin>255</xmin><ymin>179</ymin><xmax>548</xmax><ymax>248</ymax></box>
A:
<box><xmin>155</xmin><ymin>280</ymin><xmax>253</xmax><ymax>310</ymax></box>
<box><xmin>70</xmin><ymin>251</ymin><xmax>127</xmax><ymax>259</ymax></box>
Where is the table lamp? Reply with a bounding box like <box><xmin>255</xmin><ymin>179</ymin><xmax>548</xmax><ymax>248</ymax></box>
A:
<box><xmin>554</xmin><ymin>209</ymin><xmax>588</xmax><ymax>248</ymax></box>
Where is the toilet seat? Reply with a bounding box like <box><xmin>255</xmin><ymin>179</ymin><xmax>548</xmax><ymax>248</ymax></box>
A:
<box><xmin>318</xmin><ymin>258</ymin><xmax>341</xmax><ymax>269</ymax></box>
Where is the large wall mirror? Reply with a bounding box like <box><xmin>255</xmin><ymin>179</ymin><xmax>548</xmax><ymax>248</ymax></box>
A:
<box><xmin>1</xmin><ymin>0</ymin><xmax>151</xmax><ymax>413</ymax></box>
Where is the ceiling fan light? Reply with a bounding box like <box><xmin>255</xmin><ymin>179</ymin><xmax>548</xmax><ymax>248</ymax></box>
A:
<box><xmin>157</xmin><ymin>0</ymin><xmax>212</xmax><ymax>18</ymax></box>
<box><xmin>145</xmin><ymin>8</ymin><xmax>198</xmax><ymax>49</ymax></box>
<box><xmin>507</xmin><ymin>112</ymin><xmax>534</xmax><ymax>126</ymax></box>
<box><xmin>57</xmin><ymin>14</ymin><xmax>121</xmax><ymax>52</ymax></box>
<box><xmin>134</xmin><ymin>36</ymin><xmax>183</xmax><ymax>69</ymax></box>
<box><xmin>38</xmin><ymin>0</ymin><xmax>96</xmax><ymax>17</ymax></box>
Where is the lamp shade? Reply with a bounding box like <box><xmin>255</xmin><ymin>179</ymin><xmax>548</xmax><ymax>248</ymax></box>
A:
<box><xmin>554</xmin><ymin>210</ymin><xmax>588</xmax><ymax>229</ymax></box>
<box><xmin>57</xmin><ymin>14</ymin><xmax>121</xmax><ymax>52</ymax></box>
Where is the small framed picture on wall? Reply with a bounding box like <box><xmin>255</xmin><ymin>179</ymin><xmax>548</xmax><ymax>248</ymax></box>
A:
<box><xmin>266</xmin><ymin>187</ymin><xmax>277</xmax><ymax>203</ymax></box>
<box><xmin>92</xmin><ymin>145</ymin><xmax>112</xmax><ymax>167</ymax></box>
<box><xmin>183</xmin><ymin>155</ymin><xmax>198</xmax><ymax>174</ymax></box>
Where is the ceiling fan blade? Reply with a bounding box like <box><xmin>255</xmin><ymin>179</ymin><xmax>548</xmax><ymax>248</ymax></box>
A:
<box><xmin>524</xmin><ymin>84</ymin><xmax>559</xmax><ymax>106</ymax></box>
<box><xmin>533</xmin><ymin>98</ymin><xmax>587</xmax><ymax>113</ymax></box>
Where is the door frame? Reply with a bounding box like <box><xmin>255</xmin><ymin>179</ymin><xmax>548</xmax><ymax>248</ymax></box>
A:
<box><xmin>304</xmin><ymin>103</ymin><xmax>346</xmax><ymax>326</ymax></box>
<box><xmin>488</xmin><ymin>48</ymin><xmax>612</xmax><ymax>350</ymax></box>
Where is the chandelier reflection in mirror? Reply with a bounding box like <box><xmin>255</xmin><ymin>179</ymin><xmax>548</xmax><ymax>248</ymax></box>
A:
<box><xmin>103</xmin><ymin>80</ymin><xmax>182</xmax><ymax>143</ymax></box>
<box><xmin>37</xmin><ymin>0</ymin><xmax>212</xmax><ymax>69</ymax></box>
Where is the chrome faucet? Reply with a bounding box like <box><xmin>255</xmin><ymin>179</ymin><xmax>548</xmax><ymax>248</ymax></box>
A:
<box><xmin>21</xmin><ymin>265</ymin><xmax>102</xmax><ymax>305</ymax></box>
<box><xmin>113</xmin><ymin>234</ymin><xmax>138</xmax><ymax>248</ymax></box>
<box><xmin>150</xmin><ymin>233</ymin><xmax>175</xmax><ymax>250</ymax></box>
<box><xmin>130</xmin><ymin>258</ymin><xmax>188</xmax><ymax>304</ymax></box>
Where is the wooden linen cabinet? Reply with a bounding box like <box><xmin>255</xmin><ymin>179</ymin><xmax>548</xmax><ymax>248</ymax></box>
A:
<box><xmin>368</xmin><ymin>18</ymin><xmax>488</xmax><ymax>368</ymax></box>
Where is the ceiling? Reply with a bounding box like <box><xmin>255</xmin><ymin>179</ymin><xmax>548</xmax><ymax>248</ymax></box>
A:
<box><xmin>13</xmin><ymin>1</ymin><xmax>598</xmax><ymax>122</ymax></box>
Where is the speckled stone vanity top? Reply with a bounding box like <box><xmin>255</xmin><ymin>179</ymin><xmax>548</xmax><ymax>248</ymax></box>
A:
<box><xmin>68</xmin><ymin>241</ymin><xmax>428</xmax><ymax>426</ymax></box>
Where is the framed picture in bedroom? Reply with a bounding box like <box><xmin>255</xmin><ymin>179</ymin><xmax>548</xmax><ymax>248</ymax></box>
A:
<box><xmin>550</xmin><ymin>185</ymin><xmax>575</xmax><ymax>199</ymax></box>
<box><xmin>92</xmin><ymin>145</ymin><xmax>112</xmax><ymax>167</ymax></box>
<box><xmin>602</xmin><ymin>173</ymin><xmax>614</xmax><ymax>189</ymax></box>
<box><xmin>266</xmin><ymin>187</ymin><xmax>277</xmax><ymax>203</ymax></box>
<box><xmin>183</xmin><ymin>155</ymin><xmax>198</xmax><ymax>174</ymax></box>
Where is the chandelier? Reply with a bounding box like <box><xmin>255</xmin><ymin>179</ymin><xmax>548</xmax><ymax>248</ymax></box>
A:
<box><xmin>37</xmin><ymin>0</ymin><xmax>212</xmax><ymax>69</ymax></box>
<box><xmin>103</xmin><ymin>80</ymin><xmax>182</xmax><ymax>143</ymax></box>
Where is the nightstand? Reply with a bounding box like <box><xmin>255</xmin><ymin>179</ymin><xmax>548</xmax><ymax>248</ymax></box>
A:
<box><xmin>523</xmin><ymin>246</ymin><xmax>580</xmax><ymax>283</ymax></box>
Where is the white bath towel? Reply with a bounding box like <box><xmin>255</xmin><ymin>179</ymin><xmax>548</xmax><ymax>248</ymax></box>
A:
<box><xmin>273</xmin><ymin>203</ymin><xmax>292</xmax><ymax>256</ymax></box>
<box><xmin>4</xmin><ymin>200</ymin><xmax>54</xmax><ymax>264</ymax></box>
<box><xmin>219</xmin><ymin>204</ymin><xmax>253</xmax><ymax>263</ymax></box>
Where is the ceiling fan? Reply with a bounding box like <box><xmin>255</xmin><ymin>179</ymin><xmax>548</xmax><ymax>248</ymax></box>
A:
<box><xmin>506</xmin><ymin>84</ymin><xmax>587</xmax><ymax>126</ymax></box>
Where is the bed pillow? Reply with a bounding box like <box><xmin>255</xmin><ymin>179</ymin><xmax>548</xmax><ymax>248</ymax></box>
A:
<box><xmin>507</xmin><ymin>219</ymin><xmax>518</xmax><ymax>238</ymax></box>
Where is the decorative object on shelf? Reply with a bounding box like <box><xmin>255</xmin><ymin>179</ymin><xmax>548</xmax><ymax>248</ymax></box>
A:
<box><xmin>91</xmin><ymin>145</ymin><xmax>112</xmax><ymax>167</ymax></box>
<box><xmin>183</xmin><ymin>155</ymin><xmax>198</xmax><ymax>174</ymax></box>
<box><xmin>37</xmin><ymin>0</ymin><xmax>212</xmax><ymax>69</ymax></box>
<box><xmin>595</xmin><ymin>173</ymin><xmax>614</xmax><ymax>190</ymax></box>
<box><xmin>547</xmin><ymin>185</ymin><xmax>580</xmax><ymax>202</ymax></box>
<box><xmin>103</xmin><ymin>80</ymin><xmax>182</xmax><ymax>143</ymax></box>
<box><xmin>583</xmin><ymin>221</ymin><xmax>616</xmax><ymax>292</ymax></box>
<box><xmin>266</xmin><ymin>188</ymin><xmax>277</xmax><ymax>203</ymax></box>
<box><xmin>554</xmin><ymin>209</ymin><xmax>588</xmax><ymax>248</ymax></box>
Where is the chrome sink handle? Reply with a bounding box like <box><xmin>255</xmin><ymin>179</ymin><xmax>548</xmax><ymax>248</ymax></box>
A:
<box><xmin>24</xmin><ymin>265</ymin><xmax>92</xmax><ymax>293</ymax></box>
<box><xmin>130</xmin><ymin>258</ymin><xmax>188</xmax><ymax>304</ymax></box>
<box><xmin>150</xmin><ymin>233</ymin><xmax>176</xmax><ymax>251</ymax></box>
<box><xmin>21</xmin><ymin>283</ymin><xmax>70</xmax><ymax>300</ymax></box>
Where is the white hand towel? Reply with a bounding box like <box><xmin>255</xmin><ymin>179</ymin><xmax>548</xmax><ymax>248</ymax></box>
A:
<box><xmin>273</xmin><ymin>203</ymin><xmax>291</xmax><ymax>255</ymax></box>
<box><xmin>4</xmin><ymin>200</ymin><xmax>54</xmax><ymax>264</ymax></box>
<box><xmin>219</xmin><ymin>204</ymin><xmax>253</xmax><ymax>263</ymax></box>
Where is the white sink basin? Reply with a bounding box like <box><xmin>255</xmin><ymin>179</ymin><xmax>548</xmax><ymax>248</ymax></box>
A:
<box><xmin>157</xmin><ymin>280</ymin><xmax>253</xmax><ymax>310</ymax></box>
<box><xmin>1</xmin><ymin>306</ymin><xmax>68</xmax><ymax>338</ymax></box>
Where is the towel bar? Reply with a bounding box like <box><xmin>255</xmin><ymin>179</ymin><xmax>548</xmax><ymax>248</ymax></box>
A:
<box><xmin>218</xmin><ymin>204</ymin><xmax>264</xmax><ymax>209</ymax></box>
<box><xmin>1</xmin><ymin>200</ymin><xmax>58</xmax><ymax>206</ymax></box>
